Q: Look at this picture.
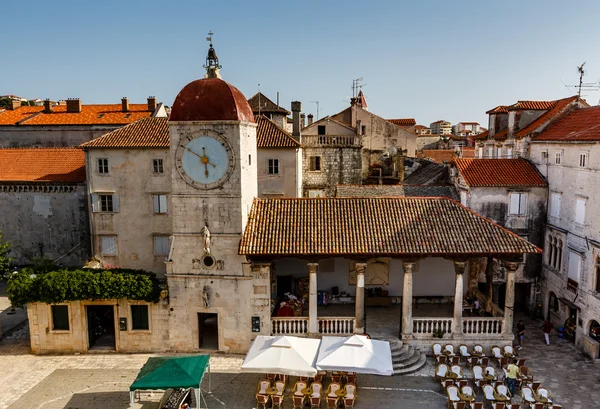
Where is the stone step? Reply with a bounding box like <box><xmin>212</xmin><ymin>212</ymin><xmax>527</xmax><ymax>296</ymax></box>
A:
<box><xmin>393</xmin><ymin>352</ymin><xmax>427</xmax><ymax>375</ymax></box>
<box><xmin>391</xmin><ymin>343</ymin><xmax>410</xmax><ymax>356</ymax></box>
<box><xmin>393</xmin><ymin>347</ymin><xmax>421</xmax><ymax>367</ymax></box>
<box><xmin>392</xmin><ymin>346</ymin><xmax>415</xmax><ymax>364</ymax></box>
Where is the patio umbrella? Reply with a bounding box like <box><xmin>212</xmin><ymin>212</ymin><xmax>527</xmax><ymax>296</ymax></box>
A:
<box><xmin>241</xmin><ymin>335</ymin><xmax>320</xmax><ymax>377</ymax></box>
<box><xmin>316</xmin><ymin>335</ymin><xmax>393</xmax><ymax>376</ymax></box>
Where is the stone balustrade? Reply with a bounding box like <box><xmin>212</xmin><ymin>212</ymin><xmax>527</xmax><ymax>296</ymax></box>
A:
<box><xmin>271</xmin><ymin>317</ymin><xmax>308</xmax><ymax>335</ymax></box>
<box><xmin>463</xmin><ymin>317</ymin><xmax>504</xmax><ymax>335</ymax></box>
<box><xmin>412</xmin><ymin>317</ymin><xmax>453</xmax><ymax>338</ymax></box>
<box><xmin>271</xmin><ymin>316</ymin><xmax>355</xmax><ymax>336</ymax></box>
<box><xmin>318</xmin><ymin>317</ymin><xmax>355</xmax><ymax>335</ymax></box>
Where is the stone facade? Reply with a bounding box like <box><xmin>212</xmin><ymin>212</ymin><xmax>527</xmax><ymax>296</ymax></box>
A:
<box><xmin>0</xmin><ymin>183</ymin><xmax>89</xmax><ymax>266</ymax></box>
<box><xmin>301</xmin><ymin>146</ymin><xmax>362</xmax><ymax>197</ymax></box>
<box><xmin>85</xmin><ymin>148</ymin><xmax>171</xmax><ymax>275</ymax></box>
<box><xmin>257</xmin><ymin>147</ymin><xmax>302</xmax><ymax>197</ymax></box>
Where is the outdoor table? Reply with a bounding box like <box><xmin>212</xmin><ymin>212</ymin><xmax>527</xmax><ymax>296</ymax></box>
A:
<box><xmin>483</xmin><ymin>374</ymin><xmax>495</xmax><ymax>384</ymax></box>
<box><xmin>335</xmin><ymin>390</ymin><xmax>347</xmax><ymax>397</ymax></box>
<box><xmin>301</xmin><ymin>388</ymin><xmax>313</xmax><ymax>396</ymax></box>
<box><xmin>266</xmin><ymin>388</ymin><xmax>279</xmax><ymax>396</ymax></box>
<box><xmin>446</xmin><ymin>372</ymin><xmax>458</xmax><ymax>379</ymax></box>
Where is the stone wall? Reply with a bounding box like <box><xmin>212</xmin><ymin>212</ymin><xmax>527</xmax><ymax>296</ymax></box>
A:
<box><xmin>0</xmin><ymin>126</ymin><xmax>120</xmax><ymax>148</ymax></box>
<box><xmin>257</xmin><ymin>148</ymin><xmax>301</xmax><ymax>197</ymax></box>
<box><xmin>0</xmin><ymin>183</ymin><xmax>89</xmax><ymax>266</ymax></box>
<box><xmin>302</xmin><ymin>146</ymin><xmax>362</xmax><ymax>197</ymax></box>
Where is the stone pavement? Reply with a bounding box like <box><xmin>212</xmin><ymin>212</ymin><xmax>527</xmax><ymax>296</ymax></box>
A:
<box><xmin>0</xmin><ymin>282</ymin><xmax>27</xmax><ymax>339</ymax></box>
<box><xmin>1</xmin><ymin>313</ymin><xmax>600</xmax><ymax>408</ymax></box>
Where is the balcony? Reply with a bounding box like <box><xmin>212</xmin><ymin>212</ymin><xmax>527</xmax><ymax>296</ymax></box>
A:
<box><xmin>302</xmin><ymin>135</ymin><xmax>362</xmax><ymax>147</ymax></box>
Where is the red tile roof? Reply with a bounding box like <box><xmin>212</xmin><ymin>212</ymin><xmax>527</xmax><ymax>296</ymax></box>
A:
<box><xmin>534</xmin><ymin>106</ymin><xmax>600</xmax><ymax>141</ymax></box>
<box><xmin>248</xmin><ymin>93</ymin><xmax>290</xmax><ymax>115</ymax></box>
<box><xmin>0</xmin><ymin>148</ymin><xmax>85</xmax><ymax>182</ymax></box>
<box><xmin>472</xmin><ymin>130</ymin><xmax>488</xmax><ymax>140</ymax></box>
<box><xmin>256</xmin><ymin>116</ymin><xmax>300</xmax><ymax>148</ymax></box>
<box><xmin>239</xmin><ymin>197</ymin><xmax>540</xmax><ymax>257</ymax></box>
<box><xmin>388</xmin><ymin>118</ymin><xmax>416</xmax><ymax>126</ymax></box>
<box><xmin>81</xmin><ymin>117</ymin><xmax>169</xmax><ymax>148</ymax></box>
<box><xmin>415</xmin><ymin>125</ymin><xmax>429</xmax><ymax>130</ymax></box>
<box><xmin>0</xmin><ymin>106</ymin><xmax>45</xmax><ymax>125</ymax></box>
<box><xmin>514</xmin><ymin>96</ymin><xmax>580</xmax><ymax>138</ymax></box>
<box><xmin>455</xmin><ymin>158</ymin><xmax>547</xmax><ymax>187</ymax></box>
<box><xmin>494</xmin><ymin>128</ymin><xmax>508</xmax><ymax>140</ymax></box>
<box><xmin>419</xmin><ymin>149</ymin><xmax>456</xmax><ymax>164</ymax></box>
<box><xmin>461</xmin><ymin>147</ymin><xmax>475</xmax><ymax>158</ymax></box>
<box><xmin>509</xmin><ymin>100</ymin><xmax>556</xmax><ymax>111</ymax></box>
<box><xmin>14</xmin><ymin>104</ymin><xmax>154</xmax><ymax>126</ymax></box>
<box><xmin>486</xmin><ymin>106</ymin><xmax>509</xmax><ymax>114</ymax></box>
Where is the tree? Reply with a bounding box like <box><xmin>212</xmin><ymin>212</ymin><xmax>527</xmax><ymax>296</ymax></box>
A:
<box><xmin>0</xmin><ymin>230</ymin><xmax>11</xmax><ymax>275</ymax></box>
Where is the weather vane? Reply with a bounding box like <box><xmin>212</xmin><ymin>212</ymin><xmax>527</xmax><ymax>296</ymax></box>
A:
<box><xmin>206</xmin><ymin>31</ymin><xmax>213</xmax><ymax>44</ymax></box>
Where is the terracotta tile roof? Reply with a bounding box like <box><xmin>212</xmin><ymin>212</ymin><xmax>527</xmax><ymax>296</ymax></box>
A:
<box><xmin>18</xmin><ymin>103</ymin><xmax>154</xmax><ymax>126</ymax></box>
<box><xmin>387</xmin><ymin>118</ymin><xmax>416</xmax><ymax>126</ymax></box>
<box><xmin>0</xmin><ymin>148</ymin><xmax>85</xmax><ymax>182</ymax></box>
<box><xmin>472</xmin><ymin>130</ymin><xmax>488</xmax><ymax>140</ymax></box>
<box><xmin>404</xmin><ymin>159</ymin><xmax>447</xmax><ymax>184</ymax></box>
<box><xmin>486</xmin><ymin>106</ymin><xmax>509</xmax><ymax>114</ymax></box>
<box><xmin>336</xmin><ymin>184</ymin><xmax>458</xmax><ymax>200</ymax></box>
<box><xmin>415</xmin><ymin>125</ymin><xmax>429</xmax><ymax>130</ymax></box>
<box><xmin>494</xmin><ymin>128</ymin><xmax>508</xmax><ymax>140</ymax></box>
<box><xmin>81</xmin><ymin>117</ymin><xmax>169</xmax><ymax>148</ymax></box>
<box><xmin>534</xmin><ymin>106</ymin><xmax>600</xmax><ymax>141</ymax></box>
<box><xmin>509</xmin><ymin>100</ymin><xmax>556</xmax><ymax>111</ymax></box>
<box><xmin>240</xmin><ymin>197</ymin><xmax>540</xmax><ymax>257</ymax></box>
<box><xmin>514</xmin><ymin>96</ymin><xmax>579</xmax><ymax>138</ymax></box>
<box><xmin>257</xmin><ymin>116</ymin><xmax>300</xmax><ymax>148</ymax></box>
<box><xmin>455</xmin><ymin>158</ymin><xmax>547</xmax><ymax>187</ymax></box>
<box><xmin>248</xmin><ymin>93</ymin><xmax>290</xmax><ymax>115</ymax></box>
<box><xmin>418</xmin><ymin>149</ymin><xmax>456</xmax><ymax>164</ymax></box>
<box><xmin>461</xmin><ymin>147</ymin><xmax>475</xmax><ymax>158</ymax></box>
<box><xmin>0</xmin><ymin>106</ymin><xmax>45</xmax><ymax>125</ymax></box>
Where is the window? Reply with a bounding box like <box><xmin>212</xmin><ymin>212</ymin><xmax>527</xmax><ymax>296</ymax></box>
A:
<box><xmin>550</xmin><ymin>193</ymin><xmax>561</xmax><ymax>218</ymax></box>
<box><xmin>555</xmin><ymin>151</ymin><xmax>562</xmax><ymax>165</ymax></box>
<box><xmin>268</xmin><ymin>159</ymin><xmax>279</xmax><ymax>175</ymax></box>
<box><xmin>361</xmin><ymin>125</ymin><xmax>366</xmax><ymax>135</ymax></box>
<box><xmin>541</xmin><ymin>151</ymin><xmax>548</xmax><ymax>163</ymax></box>
<box><xmin>549</xmin><ymin>292</ymin><xmax>559</xmax><ymax>313</ymax></box>
<box><xmin>51</xmin><ymin>305</ymin><xmax>69</xmax><ymax>330</ymax></box>
<box><xmin>91</xmin><ymin>193</ymin><xmax>119</xmax><ymax>213</ymax></box>
<box><xmin>153</xmin><ymin>194</ymin><xmax>168</xmax><ymax>214</ymax></box>
<box><xmin>507</xmin><ymin>148</ymin><xmax>513</xmax><ymax>159</ymax></box>
<box><xmin>97</xmin><ymin>158</ymin><xmax>109</xmax><ymax>174</ymax></box>
<box><xmin>488</xmin><ymin>147</ymin><xmax>494</xmax><ymax>158</ymax></box>
<box><xmin>575</xmin><ymin>199</ymin><xmax>586</xmax><ymax>224</ymax></box>
<box><xmin>153</xmin><ymin>159</ymin><xmax>164</xmax><ymax>174</ymax></box>
<box><xmin>309</xmin><ymin>156</ymin><xmax>321</xmax><ymax>171</ymax></box>
<box><xmin>154</xmin><ymin>236</ymin><xmax>170</xmax><ymax>256</ymax></box>
<box><xmin>497</xmin><ymin>147</ymin><xmax>502</xmax><ymax>158</ymax></box>
<box><xmin>131</xmin><ymin>305</ymin><xmax>149</xmax><ymax>330</ymax></box>
<box><xmin>101</xmin><ymin>236</ymin><xmax>117</xmax><ymax>256</ymax></box>
<box><xmin>509</xmin><ymin>192</ymin><xmax>527</xmax><ymax>216</ymax></box>
<box><xmin>318</xmin><ymin>125</ymin><xmax>326</xmax><ymax>135</ymax></box>
<box><xmin>477</xmin><ymin>147</ymin><xmax>483</xmax><ymax>158</ymax></box>
<box><xmin>595</xmin><ymin>257</ymin><xmax>600</xmax><ymax>293</ymax></box>
<box><xmin>567</xmin><ymin>251</ymin><xmax>581</xmax><ymax>292</ymax></box>
<box><xmin>547</xmin><ymin>234</ymin><xmax>563</xmax><ymax>271</ymax></box>
<box><xmin>579</xmin><ymin>152</ymin><xmax>588</xmax><ymax>168</ymax></box>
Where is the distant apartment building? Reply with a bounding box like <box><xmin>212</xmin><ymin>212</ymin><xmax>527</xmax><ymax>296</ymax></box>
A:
<box><xmin>430</xmin><ymin>120</ymin><xmax>452</xmax><ymax>135</ymax></box>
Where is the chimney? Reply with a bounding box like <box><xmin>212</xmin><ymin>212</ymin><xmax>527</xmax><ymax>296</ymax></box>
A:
<box><xmin>121</xmin><ymin>97</ymin><xmax>129</xmax><ymax>112</ymax></box>
<box><xmin>301</xmin><ymin>113</ymin><xmax>306</xmax><ymax>129</ymax></box>
<box><xmin>350</xmin><ymin>97</ymin><xmax>357</xmax><ymax>106</ymax></box>
<box><xmin>356</xmin><ymin>119</ymin><xmax>362</xmax><ymax>135</ymax></box>
<box><xmin>307</xmin><ymin>114</ymin><xmax>314</xmax><ymax>126</ymax></box>
<box><xmin>147</xmin><ymin>96</ymin><xmax>156</xmax><ymax>112</ymax></box>
<box><xmin>9</xmin><ymin>100</ymin><xmax>21</xmax><ymax>110</ymax></box>
<box><xmin>291</xmin><ymin>101</ymin><xmax>302</xmax><ymax>140</ymax></box>
<box><xmin>44</xmin><ymin>99</ymin><xmax>52</xmax><ymax>113</ymax></box>
<box><xmin>66</xmin><ymin>98</ymin><xmax>81</xmax><ymax>113</ymax></box>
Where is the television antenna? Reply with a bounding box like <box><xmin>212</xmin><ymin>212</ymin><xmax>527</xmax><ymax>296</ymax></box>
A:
<box><xmin>352</xmin><ymin>77</ymin><xmax>364</xmax><ymax>98</ymax></box>
<box><xmin>563</xmin><ymin>62</ymin><xmax>600</xmax><ymax>98</ymax></box>
<box><xmin>311</xmin><ymin>101</ymin><xmax>320</xmax><ymax>120</ymax></box>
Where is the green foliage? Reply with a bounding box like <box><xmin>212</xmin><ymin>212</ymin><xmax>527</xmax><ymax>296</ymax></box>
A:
<box><xmin>0</xmin><ymin>230</ymin><xmax>11</xmax><ymax>275</ymax></box>
<box><xmin>6</xmin><ymin>267</ymin><xmax>161</xmax><ymax>308</ymax></box>
<box><xmin>433</xmin><ymin>328</ymin><xmax>446</xmax><ymax>338</ymax></box>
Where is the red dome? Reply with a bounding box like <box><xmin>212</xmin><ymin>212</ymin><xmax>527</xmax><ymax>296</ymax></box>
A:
<box><xmin>169</xmin><ymin>78</ymin><xmax>254</xmax><ymax>122</ymax></box>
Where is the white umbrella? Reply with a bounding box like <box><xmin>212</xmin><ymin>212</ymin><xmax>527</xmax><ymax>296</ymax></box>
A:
<box><xmin>242</xmin><ymin>335</ymin><xmax>320</xmax><ymax>377</ymax></box>
<box><xmin>316</xmin><ymin>335</ymin><xmax>393</xmax><ymax>376</ymax></box>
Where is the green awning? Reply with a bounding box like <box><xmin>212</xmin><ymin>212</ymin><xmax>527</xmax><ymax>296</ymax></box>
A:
<box><xmin>130</xmin><ymin>355</ymin><xmax>210</xmax><ymax>391</ymax></box>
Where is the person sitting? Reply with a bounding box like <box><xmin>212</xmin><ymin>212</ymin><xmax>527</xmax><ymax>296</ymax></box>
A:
<box><xmin>277</xmin><ymin>302</ymin><xmax>294</xmax><ymax>317</ymax></box>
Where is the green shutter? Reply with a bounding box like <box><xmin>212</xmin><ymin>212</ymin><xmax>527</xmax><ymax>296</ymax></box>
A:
<box><xmin>52</xmin><ymin>305</ymin><xmax>69</xmax><ymax>330</ymax></box>
<box><xmin>131</xmin><ymin>305</ymin><xmax>149</xmax><ymax>330</ymax></box>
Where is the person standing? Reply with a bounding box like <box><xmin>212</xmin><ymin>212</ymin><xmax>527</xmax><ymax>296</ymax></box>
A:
<box><xmin>516</xmin><ymin>320</ymin><xmax>526</xmax><ymax>350</ymax></box>
<box><xmin>506</xmin><ymin>358</ymin><xmax>519</xmax><ymax>397</ymax></box>
<box><xmin>543</xmin><ymin>319</ymin><xmax>554</xmax><ymax>345</ymax></box>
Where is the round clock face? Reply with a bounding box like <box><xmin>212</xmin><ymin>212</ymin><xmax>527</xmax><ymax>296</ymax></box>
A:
<box><xmin>176</xmin><ymin>135</ymin><xmax>235</xmax><ymax>190</ymax></box>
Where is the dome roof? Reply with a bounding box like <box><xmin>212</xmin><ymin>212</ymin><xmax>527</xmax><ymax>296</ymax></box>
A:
<box><xmin>169</xmin><ymin>78</ymin><xmax>254</xmax><ymax>122</ymax></box>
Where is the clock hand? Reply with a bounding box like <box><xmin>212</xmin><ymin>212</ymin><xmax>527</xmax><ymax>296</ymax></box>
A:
<box><xmin>184</xmin><ymin>146</ymin><xmax>203</xmax><ymax>159</ymax></box>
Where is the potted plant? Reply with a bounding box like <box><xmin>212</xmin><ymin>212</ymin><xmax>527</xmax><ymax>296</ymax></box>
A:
<box><xmin>433</xmin><ymin>328</ymin><xmax>446</xmax><ymax>339</ymax></box>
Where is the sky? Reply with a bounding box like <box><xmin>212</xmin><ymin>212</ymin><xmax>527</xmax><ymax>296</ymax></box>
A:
<box><xmin>3</xmin><ymin>0</ymin><xmax>600</xmax><ymax>127</ymax></box>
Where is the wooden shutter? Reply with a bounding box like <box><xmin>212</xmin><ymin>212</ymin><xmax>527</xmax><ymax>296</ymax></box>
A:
<box><xmin>509</xmin><ymin>194</ymin><xmax>520</xmax><ymax>214</ymax></box>
<box><xmin>519</xmin><ymin>194</ymin><xmax>527</xmax><ymax>215</ymax></box>
<box><xmin>112</xmin><ymin>194</ymin><xmax>120</xmax><ymax>212</ymax></box>
<box><xmin>575</xmin><ymin>199</ymin><xmax>585</xmax><ymax>224</ymax></box>
<box><xmin>91</xmin><ymin>193</ymin><xmax>99</xmax><ymax>212</ymax></box>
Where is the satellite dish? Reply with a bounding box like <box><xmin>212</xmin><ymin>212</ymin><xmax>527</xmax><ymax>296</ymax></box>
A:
<box><xmin>388</xmin><ymin>146</ymin><xmax>398</xmax><ymax>156</ymax></box>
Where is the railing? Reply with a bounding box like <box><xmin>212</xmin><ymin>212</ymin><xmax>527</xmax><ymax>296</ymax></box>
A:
<box><xmin>412</xmin><ymin>318</ymin><xmax>453</xmax><ymax>337</ymax></box>
<box><xmin>318</xmin><ymin>317</ymin><xmax>355</xmax><ymax>335</ymax></box>
<box><xmin>473</xmin><ymin>288</ymin><xmax>504</xmax><ymax>317</ymax></box>
<box><xmin>271</xmin><ymin>317</ymin><xmax>308</xmax><ymax>335</ymax></box>
<box><xmin>302</xmin><ymin>135</ymin><xmax>362</xmax><ymax>147</ymax></box>
<box><xmin>463</xmin><ymin>317</ymin><xmax>504</xmax><ymax>335</ymax></box>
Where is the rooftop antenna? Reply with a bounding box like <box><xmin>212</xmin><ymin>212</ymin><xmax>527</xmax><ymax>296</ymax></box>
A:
<box><xmin>258</xmin><ymin>84</ymin><xmax>261</xmax><ymax>117</ymax></box>
<box><xmin>563</xmin><ymin>62</ymin><xmax>599</xmax><ymax>98</ymax></box>
<box><xmin>311</xmin><ymin>101</ymin><xmax>320</xmax><ymax>120</ymax></box>
<box><xmin>577</xmin><ymin>62</ymin><xmax>586</xmax><ymax>97</ymax></box>
<box><xmin>352</xmin><ymin>77</ymin><xmax>363</xmax><ymax>98</ymax></box>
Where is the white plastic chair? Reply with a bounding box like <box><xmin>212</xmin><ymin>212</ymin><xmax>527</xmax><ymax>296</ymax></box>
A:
<box><xmin>275</xmin><ymin>380</ymin><xmax>285</xmax><ymax>395</ymax></box>
<box><xmin>294</xmin><ymin>381</ymin><xmax>307</xmax><ymax>396</ymax></box>
<box><xmin>459</xmin><ymin>345</ymin><xmax>471</xmax><ymax>358</ymax></box>
<box><xmin>311</xmin><ymin>382</ymin><xmax>322</xmax><ymax>398</ymax></box>
<box><xmin>445</xmin><ymin>344</ymin><xmax>456</xmax><ymax>356</ymax></box>
<box><xmin>496</xmin><ymin>384</ymin><xmax>510</xmax><ymax>399</ymax></box>
<box><xmin>503</xmin><ymin>345</ymin><xmax>515</xmax><ymax>357</ymax></box>
<box><xmin>483</xmin><ymin>384</ymin><xmax>496</xmax><ymax>403</ymax></box>
<box><xmin>521</xmin><ymin>386</ymin><xmax>536</xmax><ymax>405</ymax></box>
<box><xmin>537</xmin><ymin>387</ymin><xmax>552</xmax><ymax>404</ymax></box>
<box><xmin>327</xmin><ymin>383</ymin><xmax>340</xmax><ymax>398</ymax></box>
<box><xmin>446</xmin><ymin>385</ymin><xmax>461</xmax><ymax>405</ymax></box>
<box><xmin>344</xmin><ymin>384</ymin><xmax>355</xmax><ymax>399</ymax></box>
<box><xmin>435</xmin><ymin>363</ymin><xmax>449</xmax><ymax>380</ymax></box>
<box><xmin>491</xmin><ymin>346</ymin><xmax>503</xmax><ymax>359</ymax></box>
<box><xmin>450</xmin><ymin>365</ymin><xmax>464</xmax><ymax>379</ymax></box>
<box><xmin>433</xmin><ymin>343</ymin><xmax>443</xmax><ymax>356</ymax></box>
<box><xmin>258</xmin><ymin>380</ymin><xmax>270</xmax><ymax>394</ymax></box>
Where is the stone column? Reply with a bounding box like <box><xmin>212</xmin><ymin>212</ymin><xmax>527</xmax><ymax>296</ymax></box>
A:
<box><xmin>308</xmin><ymin>263</ymin><xmax>318</xmax><ymax>335</ymax></box>
<box><xmin>453</xmin><ymin>261</ymin><xmax>467</xmax><ymax>335</ymax></box>
<box><xmin>354</xmin><ymin>263</ymin><xmax>367</xmax><ymax>334</ymax></box>
<box><xmin>503</xmin><ymin>261</ymin><xmax>520</xmax><ymax>337</ymax></box>
<box><xmin>401</xmin><ymin>261</ymin><xmax>416</xmax><ymax>338</ymax></box>
<box><xmin>485</xmin><ymin>257</ymin><xmax>494</xmax><ymax>312</ymax></box>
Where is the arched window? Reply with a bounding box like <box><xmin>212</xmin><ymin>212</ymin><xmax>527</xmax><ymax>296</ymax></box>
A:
<box><xmin>548</xmin><ymin>292</ymin><xmax>559</xmax><ymax>314</ymax></box>
<box><xmin>589</xmin><ymin>320</ymin><xmax>600</xmax><ymax>342</ymax></box>
<box><xmin>548</xmin><ymin>236</ymin><xmax>555</xmax><ymax>266</ymax></box>
<box><xmin>557</xmin><ymin>240</ymin><xmax>563</xmax><ymax>270</ymax></box>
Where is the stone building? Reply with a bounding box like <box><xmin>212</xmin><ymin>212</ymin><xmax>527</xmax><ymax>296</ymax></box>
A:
<box><xmin>474</xmin><ymin>96</ymin><xmax>587</xmax><ymax>159</ymax></box>
<box><xmin>530</xmin><ymin>105</ymin><xmax>600</xmax><ymax>358</ymax></box>
<box><xmin>256</xmin><ymin>115</ymin><xmax>302</xmax><ymax>197</ymax></box>
<box><xmin>453</xmin><ymin>158</ymin><xmax>548</xmax><ymax>313</ymax></box>
<box><xmin>0</xmin><ymin>148</ymin><xmax>89</xmax><ymax>266</ymax></box>
<box><xmin>0</xmin><ymin>97</ymin><xmax>167</xmax><ymax>148</ymax></box>
<box><xmin>248</xmin><ymin>92</ymin><xmax>290</xmax><ymax>130</ymax></box>
<box><xmin>80</xmin><ymin>117</ymin><xmax>172</xmax><ymax>276</ymax></box>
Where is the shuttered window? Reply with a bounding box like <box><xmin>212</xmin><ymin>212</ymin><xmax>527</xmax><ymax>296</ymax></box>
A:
<box><xmin>101</xmin><ymin>236</ymin><xmax>117</xmax><ymax>256</ymax></box>
<box><xmin>309</xmin><ymin>156</ymin><xmax>321</xmax><ymax>171</ymax></box>
<box><xmin>509</xmin><ymin>193</ymin><xmax>527</xmax><ymax>215</ymax></box>
<box><xmin>91</xmin><ymin>194</ymin><xmax>119</xmax><ymax>213</ymax></box>
<box><xmin>567</xmin><ymin>251</ymin><xmax>581</xmax><ymax>292</ymax></box>
<box><xmin>153</xmin><ymin>194</ymin><xmax>168</xmax><ymax>214</ymax></box>
<box><xmin>131</xmin><ymin>305</ymin><xmax>149</xmax><ymax>330</ymax></box>
<box><xmin>550</xmin><ymin>193</ymin><xmax>561</xmax><ymax>218</ymax></box>
<box><xmin>575</xmin><ymin>199</ymin><xmax>586</xmax><ymax>224</ymax></box>
<box><xmin>154</xmin><ymin>236</ymin><xmax>170</xmax><ymax>256</ymax></box>
<box><xmin>51</xmin><ymin>305</ymin><xmax>69</xmax><ymax>330</ymax></box>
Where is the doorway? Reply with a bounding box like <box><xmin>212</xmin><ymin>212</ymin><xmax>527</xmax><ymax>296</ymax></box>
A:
<box><xmin>277</xmin><ymin>275</ymin><xmax>292</xmax><ymax>298</ymax></box>
<box><xmin>86</xmin><ymin>305</ymin><xmax>115</xmax><ymax>350</ymax></box>
<box><xmin>198</xmin><ymin>313</ymin><xmax>218</xmax><ymax>350</ymax></box>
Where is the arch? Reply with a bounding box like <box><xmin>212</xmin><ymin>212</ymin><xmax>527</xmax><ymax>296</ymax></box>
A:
<box><xmin>547</xmin><ymin>291</ymin><xmax>559</xmax><ymax>317</ymax></box>
<box><xmin>589</xmin><ymin>320</ymin><xmax>600</xmax><ymax>342</ymax></box>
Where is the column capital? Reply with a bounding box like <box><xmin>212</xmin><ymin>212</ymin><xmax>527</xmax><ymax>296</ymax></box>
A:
<box><xmin>402</xmin><ymin>261</ymin><xmax>417</xmax><ymax>274</ymax></box>
<box><xmin>453</xmin><ymin>260</ymin><xmax>467</xmax><ymax>275</ymax></box>
<box><xmin>355</xmin><ymin>262</ymin><xmax>368</xmax><ymax>274</ymax></box>
<box><xmin>307</xmin><ymin>263</ymin><xmax>318</xmax><ymax>274</ymax></box>
<box><xmin>502</xmin><ymin>260</ymin><xmax>520</xmax><ymax>272</ymax></box>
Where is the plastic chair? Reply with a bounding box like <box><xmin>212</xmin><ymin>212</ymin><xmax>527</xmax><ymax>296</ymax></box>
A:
<box><xmin>452</xmin><ymin>402</ymin><xmax>466</xmax><ymax>409</ymax></box>
<box><xmin>520</xmin><ymin>366</ymin><xmax>534</xmax><ymax>383</ymax></box>
<box><xmin>446</xmin><ymin>385</ymin><xmax>461</xmax><ymax>408</ymax></box>
<box><xmin>331</xmin><ymin>372</ymin><xmax>343</xmax><ymax>383</ymax></box>
<box><xmin>472</xmin><ymin>365</ymin><xmax>484</xmax><ymax>391</ymax></box>
<box><xmin>449</xmin><ymin>355</ymin><xmax>461</xmax><ymax>365</ymax></box>
<box><xmin>343</xmin><ymin>396</ymin><xmax>355</xmax><ymax>409</ymax></box>
<box><xmin>433</xmin><ymin>343</ymin><xmax>443</xmax><ymax>356</ymax></box>
<box><xmin>346</xmin><ymin>373</ymin><xmax>357</xmax><ymax>385</ymax></box>
<box><xmin>256</xmin><ymin>393</ymin><xmax>270</xmax><ymax>409</ymax></box>
<box><xmin>491</xmin><ymin>403</ymin><xmax>506</xmax><ymax>409</ymax></box>
<box><xmin>484</xmin><ymin>366</ymin><xmax>497</xmax><ymax>381</ymax></box>
<box><xmin>521</xmin><ymin>386</ymin><xmax>536</xmax><ymax>406</ymax></box>
<box><xmin>450</xmin><ymin>364</ymin><xmax>464</xmax><ymax>379</ymax></box>
<box><xmin>444</xmin><ymin>344</ymin><xmax>457</xmax><ymax>356</ymax></box>
<box><xmin>311</xmin><ymin>382</ymin><xmax>323</xmax><ymax>398</ymax></box>
<box><xmin>502</xmin><ymin>345</ymin><xmax>515</xmax><ymax>358</ymax></box>
<box><xmin>272</xmin><ymin>394</ymin><xmax>284</xmax><ymax>409</ymax></box>
<box><xmin>457</xmin><ymin>379</ymin><xmax>469</xmax><ymax>389</ymax></box>
<box><xmin>472</xmin><ymin>344</ymin><xmax>485</xmax><ymax>356</ymax></box>
<box><xmin>505</xmin><ymin>404</ymin><xmax>521</xmax><ymax>409</ymax></box>
<box><xmin>537</xmin><ymin>387</ymin><xmax>553</xmax><ymax>404</ymax></box>
<box><xmin>461</xmin><ymin>385</ymin><xmax>475</xmax><ymax>400</ymax></box>
<box><xmin>257</xmin><ymin>379</ymin><xmax>271</xmax><ymax>394</ymax></box>
<box><xmin>327</xmin><ymin>382</ymin><xmax>341</xmax><ymax>398</ymax></box>
<box><xmin>491</xmin><ymin>346</ymin><xmax>503</xmax><ymax>364</ymax></box>
<box><xmin>293</xmin><ymin>381</ymin><xmax>307</xmax><ymax>397</ymax></box>
<box><xmin>479</xmin><ymin>356</ymin><xmax>490</xmax><ymax>367</ymax></box>
<box><xmin>435</xmin><ymin>363</ymin><xmax>449</xmax><ymax>381</ymax></box>
<box><xmin>496</xmin><ymin>384</ymin><xmax>511</xmax><ymax>399</ymax></box>
<box><xmin>292</xmin><ymin>395</ymin><xmax>305</xmax><ymax>409</ymax></box>
<box><xmin>459</xmin><ymin>344</ymin><xmax>471</xmax><ymax>362</ymax></box>
<box><xmin>344</xmin><ymin>383</ymin><xmax>356</xmax><ymax>399</ymax></box>
<box><xmin>515</xmin><ymin>358</ymin><xmax>527</xmax><ymax>367</ymax></box>
<box><xmin>483</xmin><ymin>384</ymin><xmax>497</xmax><ymax>406</ymax></box>
<box><xmin>274</xmin><ymin>380</ymin><xmax>285</xmax><ymax>395</ymax></box>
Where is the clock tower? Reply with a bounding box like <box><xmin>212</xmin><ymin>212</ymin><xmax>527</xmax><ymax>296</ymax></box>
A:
<box><xmin>166</xmin><ymin>42</ymin><xmax>268</xmax><ymax>353</ymax></box>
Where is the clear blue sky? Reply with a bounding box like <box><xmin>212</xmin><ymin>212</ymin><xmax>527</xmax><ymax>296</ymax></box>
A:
<box><xmin>4</xmin><ymin>0</ymin><xmax>600</xmax><ymax>127</ymax></box>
